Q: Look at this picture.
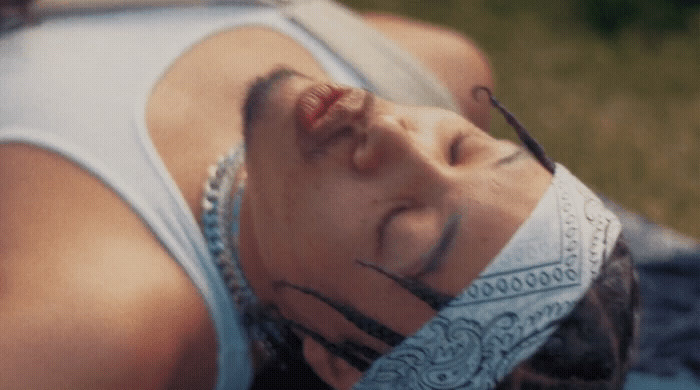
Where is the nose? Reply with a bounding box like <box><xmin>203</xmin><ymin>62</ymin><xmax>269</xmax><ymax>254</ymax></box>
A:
<box><xmin>352</xmin><ymin>110</ymin><xmax>448</xmax><ymax>182</ymax></box>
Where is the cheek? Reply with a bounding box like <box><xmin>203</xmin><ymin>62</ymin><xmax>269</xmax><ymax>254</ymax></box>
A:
<box><xmin>253</xmin><ymin>182</ymin><xmax>367</xmax><ymax>284</ymax></box>
<box><xmin>289</xmin><ymin>200</ymin><xmax>372</xmax><ymax>279</ymax></box>
<box><xmin>247</xmin><ymin>173</ymin><xmax>307</xmax><ymax>283</ymax></box>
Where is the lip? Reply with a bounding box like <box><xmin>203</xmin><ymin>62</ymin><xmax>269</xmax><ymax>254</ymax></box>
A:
<box><xmin>295</xmin><ymin>83</ymin><xmax>347</xmax><ymax>133</ymax></box>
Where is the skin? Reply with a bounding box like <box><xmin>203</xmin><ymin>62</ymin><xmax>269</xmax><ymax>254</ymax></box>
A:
<box><xmin>239</xmin><ymin>74</ymin><xmax>552</xmax><ymax>388</ymax></box>
<box><xmin>0</xmin><ymin>8</ymin><xmax>528</xmax><ymax>389</ymax></box>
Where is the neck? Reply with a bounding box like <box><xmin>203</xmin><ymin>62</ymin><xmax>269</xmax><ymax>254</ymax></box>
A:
<box><xmin>238</xmin><ymin>192</ymin><xmax>279</xmax><ymax>371</ymax></box>
<box><xmin>238</xmin><ymin>191</ymin><xmax>276</xmax><ymax>304</ymax></box>
<box><xmin>201</xmin><ymin>145</ymin><xmax>279</xmax><ymax>372</ymax></box>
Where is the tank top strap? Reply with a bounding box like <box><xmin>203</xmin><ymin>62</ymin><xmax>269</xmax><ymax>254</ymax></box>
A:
<box><xmin>282</xmin><ymin>0</ymin><xmax>460</xmax><ymax>112</ymax></box>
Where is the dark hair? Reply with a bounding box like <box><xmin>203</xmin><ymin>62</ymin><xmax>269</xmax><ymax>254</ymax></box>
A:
<box><xmin>250</xmin><ymin>236</ymin><xmax>639</xmax><ymax>390</ymax></box>
<box><xmin>0</xmin><ymin>0</ymin><xmax>33</xmax><ymax>32</ymax></box>
<box><xmin>496</xmin><ymin>238</ymin><xmax>640</xmax><ymax>390</ymax></box>
<box><xmin>250</xmin><ymin>331</ymin><xmax>332</xmax><ymax>390</ymax></box>
<box><xmin>242</xmin><ymin>67</ymin><xmax>300</xmax><ymax>148</ymax></box>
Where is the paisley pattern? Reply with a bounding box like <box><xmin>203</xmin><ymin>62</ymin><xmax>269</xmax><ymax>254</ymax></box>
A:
<box><xmin>361</xmin><ymin>313</ymin><xmax>561</xmax><ymax>390</ymax></box>
<box><xmin>353</xmin><ymin>164</ymin><xmax>622</xmax><ymax>390</ymax></box>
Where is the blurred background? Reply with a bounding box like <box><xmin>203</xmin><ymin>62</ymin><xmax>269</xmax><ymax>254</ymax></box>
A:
<box><xmin>341</xmin><ymin>0</ymin><xmax>700</xmax><ymax>240</ymax></box>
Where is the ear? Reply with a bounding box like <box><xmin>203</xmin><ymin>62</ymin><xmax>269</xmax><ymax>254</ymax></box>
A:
<box><xmin>302</xmin><ymin>336</ymin><xmax>363</xmax><ymax>390</ymax></box>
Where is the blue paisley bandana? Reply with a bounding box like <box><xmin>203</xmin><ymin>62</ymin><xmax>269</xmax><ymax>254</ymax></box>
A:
<box><xmin>352</xmin><ymin>163</ymin><xmax>622</xmax><ymax>390</ymax></box>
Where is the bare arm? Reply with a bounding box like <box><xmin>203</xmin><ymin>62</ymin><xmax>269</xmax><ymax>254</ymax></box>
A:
<box><xmin>0</xmin><ymin>145</ymin><xmax>216</xmax><ymax>389</ymax></box>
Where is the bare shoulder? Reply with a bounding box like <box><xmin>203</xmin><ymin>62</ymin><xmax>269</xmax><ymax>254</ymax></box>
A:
<box><xmin>0</xmin><ymin>144</ymin><xmax>216</xmax><ymax>389</ymax></box>
<box><xmin>361</xmin><ymin>12</ymin><xmax>494</xmax><ymax>131</ymax></box>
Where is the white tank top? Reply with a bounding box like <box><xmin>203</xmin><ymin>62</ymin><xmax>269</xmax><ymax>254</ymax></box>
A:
<box><xmin>0</xmin><ymin>2</ymin><xmax>458</xmax><ymax>388</ymax></box>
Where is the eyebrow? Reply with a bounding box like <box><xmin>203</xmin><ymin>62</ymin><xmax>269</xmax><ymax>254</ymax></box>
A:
<box><xmin>356</xmin><ymin>259</ymin><xmax>454</xmax><ymax>311</ymax></box>
<box><xmin>242</xmin><ymin>67</ymin><xmax>306</xmax><ymax>146</ymax></box>
<box><xmin>354</xmin><ymin>212</ymin><xmax>460</xmax><ymax>310</ymax></box>
<box><xmin>277</xmin><ymin>280</ymin><xmax>405</xmax><ymax>347</ymax></box>
<box><xmin>271</xmin><ymin>216</ymin><xmax>463</xmax><ymax>367</ymax></box>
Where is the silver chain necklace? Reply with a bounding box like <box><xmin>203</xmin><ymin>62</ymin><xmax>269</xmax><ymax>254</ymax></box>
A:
<box><xmin>201</xmin><ymin>144</ymin><xmax>253</xmax><ymax>310</ymax></box>
<box><xmin>201</xmin><ymin>144</ymin><xmax>286</xmax><ymax>362</ymax></box>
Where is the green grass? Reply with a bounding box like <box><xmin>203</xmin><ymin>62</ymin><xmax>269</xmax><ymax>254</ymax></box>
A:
<box><xmin>340</xmin><ymin>0</ymin><xmax>700</xmax><ymax>240</ymax></box>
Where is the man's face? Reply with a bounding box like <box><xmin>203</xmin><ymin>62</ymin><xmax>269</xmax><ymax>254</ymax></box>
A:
<box><xmin>243</xmin><ymin>71</ymin><xmax>552</xmax><ymax>366</ymax></box>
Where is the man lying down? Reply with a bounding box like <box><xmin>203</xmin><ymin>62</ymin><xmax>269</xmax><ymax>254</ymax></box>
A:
<box><xmin>0</xmin><ymin>1</ymin><xmax>639</xmax><ymax>389</ymax></box>
<box><xmin>234</xmin><ymin>68</ymin><xmax>639</xmax><ymax>390</ymax></box>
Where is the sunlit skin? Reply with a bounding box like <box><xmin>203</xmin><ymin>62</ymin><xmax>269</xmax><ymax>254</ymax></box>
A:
<box><xmin>237</xmin><ymin>73</ymin><xmax>553</xmax><ymax>388</ymax></box>
<box><xmin>0</xmin><ymin>12</ymin><xmax>524</xmax><ymax>389</ymax></box>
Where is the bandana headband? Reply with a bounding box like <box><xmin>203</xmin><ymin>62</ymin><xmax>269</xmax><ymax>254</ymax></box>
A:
<box><xmin>203</xmin><ymin>90</ymin><xmax>622</xmax><ymax>388</ymax></box>
<box><xmin>352</xmin><ymin>163</ymin><xmax>622</xmax><ymax>390</ymax></box>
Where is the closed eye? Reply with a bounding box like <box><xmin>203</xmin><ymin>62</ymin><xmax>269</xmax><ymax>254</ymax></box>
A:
<box><xmin>449</xmin><ymin>133</ymin><xmax>466</xmax><ymax>165</ymax></box>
